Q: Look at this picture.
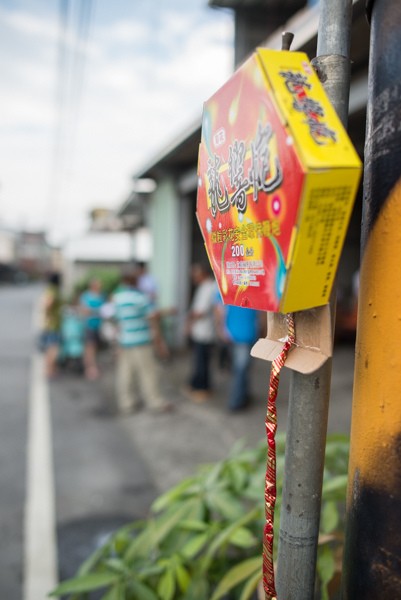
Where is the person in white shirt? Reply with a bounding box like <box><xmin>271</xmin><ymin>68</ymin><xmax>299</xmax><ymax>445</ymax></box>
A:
<box><xmin>185</xmin><ymin>262</ymin><xmax>216</xmax><ymax>401</ymax></box>
<box><xmin>137</xmin><ymin>262</ymin><xmax>158</xmax><ymax>303</ymax></box>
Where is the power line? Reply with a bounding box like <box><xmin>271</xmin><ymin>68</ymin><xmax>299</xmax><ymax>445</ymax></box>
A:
<box><xmin>47</xmin><ymin>0</ymin><xmax>94</xmax><ymax>237</ymax></box>
<box><xmin>47</xmin><ymin>0</ymin><xmax>70</xmax><ymax>222</ymax></box>
<box><xmin>66</xmin><ymin>0</ymin><xmax>93</xmax><ymax>168</ymax></box>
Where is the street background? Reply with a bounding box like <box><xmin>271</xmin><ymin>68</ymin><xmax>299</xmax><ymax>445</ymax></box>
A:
<box><xmin>0</xmin><ymin>283</ymin><xmax>354</xmax><ymax>599</ymax></box>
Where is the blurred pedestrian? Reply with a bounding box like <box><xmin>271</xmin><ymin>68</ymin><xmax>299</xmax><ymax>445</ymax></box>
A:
<box><xmin>59</xmin><ymin>292</ymin><xmax>85</xmax><ymax>369</ymax></box>
<box><xmin>40</xmin><ymin>272</ymin><xmax>62</xmax><ymax>379</ymax></box>
<box><xmin>111</xmin><ymin>270</ymin><xmax>172</xmax><ymax>414</ymax></box>
<box><xmin>214</xmin><ymin>295</ymin><xmax>262</xmax><ymax>411</ymax></box>
<box><xmin>136</xmin><ymin>262</ymin><xmax>172</xmax><ymax>360</ymax></box>
<box><xmin>184</xmin><ymin>262</ymin><xmax>216</xmax><ymax>401</ymax></box>
<box><xmin>137</xmin><ymin>262</ymin><xmax>158</xmax><ymax>303</ymax></box>
<box><xmin>79</xmin><ymin>278</ymin><xmax>105</xmax><ymax>380</ymax></box>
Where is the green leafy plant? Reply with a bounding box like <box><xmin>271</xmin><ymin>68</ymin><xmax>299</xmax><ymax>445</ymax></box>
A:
<box><xmin>49</xmin><ymin>434</ymin><xmax>349</xmax><ymax>600</ymax></box>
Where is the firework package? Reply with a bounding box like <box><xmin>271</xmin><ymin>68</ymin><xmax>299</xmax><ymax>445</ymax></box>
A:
<box><xmin>196</xmin><ymin>48</ymin><xmax>362</xmax><ymax>314</ymax></box>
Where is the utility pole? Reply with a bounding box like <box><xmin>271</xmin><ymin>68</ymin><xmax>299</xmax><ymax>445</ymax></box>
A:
<box><xmin>275</xmin><ymin>1</ymin><xmax>354</xmax><ymax>598</ymax></box>
<box><xmin>341</xmin><ymin>0</ymin><xmax>401</xmax><ymax>597</ymax></box>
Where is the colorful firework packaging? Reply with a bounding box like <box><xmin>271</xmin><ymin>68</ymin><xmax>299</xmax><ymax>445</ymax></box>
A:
<box><xmin>196</xmin><ymin>48</ymin><xmax>362</xmax><ymax>313</ymax></box>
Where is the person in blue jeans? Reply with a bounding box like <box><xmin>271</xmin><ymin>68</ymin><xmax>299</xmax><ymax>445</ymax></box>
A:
<box><xmin>214</xmin><ymin>293</ymin><xmax>261</xmax><ymax>411</ymax></box>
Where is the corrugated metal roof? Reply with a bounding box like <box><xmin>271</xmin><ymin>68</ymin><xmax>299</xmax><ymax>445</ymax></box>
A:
<box><xmin>133</xmin><ymin>117</ymin><xmax>202</xmax><ymax>180</ymax></box>
<box><xmin>209</xmin><ymin>0</ymin><xmax>306</xmax><ymax>9</ymax></box>
<box><xmin>132</xmin><ymin>0</ymin><xmax>367</xmax><ymax>181</ymax></box>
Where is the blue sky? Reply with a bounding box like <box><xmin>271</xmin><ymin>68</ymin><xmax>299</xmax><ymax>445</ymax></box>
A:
<box><xmin>0</xmin><ymin>0</ymin><xmax>233</xmax><ymax>243</ymax></box>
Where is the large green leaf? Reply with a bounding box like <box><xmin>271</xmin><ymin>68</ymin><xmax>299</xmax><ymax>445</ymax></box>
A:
<box><xmin>177</xmin><ymin>520</ymin><xmax>208</xmax><ymax>533</ymax></box>
<box><xmin>124</xmin><ymin>525</ymin><xmax>153</xmax><ymax>562</ymax></box>
<box><xmin>158</xmin><ymin>499</ymin><xmax>206</xmax><ymax>557</ymax></box>
<box><xmin>156</xmin><ymin>500</ymin><xmax>205</xmax><ymax>544</ymax></box>
<box><xmin>48</xmin><ymin>572</ymin><xmax>120</xmax><ymax>596</ymax></box>
<box><xmin>239</xmin><ymin>565</ymin><xmax>263</xmax><ymax>600</ymax></box>
<box><xmin>129</xmin><ymin>580</ymin><xmax>159</xmax><ymax>600</ymax></box>
<box><xmin>229</xmin><ymin>526</ymin><xmax>258</xmax><ymax>549</ymax></box>
<box><xmin>151</xmin><ymin>477</ymin><xmax>200</xmax><ymax>513</ymax></box>
<box><xmin>125</xmin><ymin>500</ymin><xmax>200</xmax><ymax>561</ymax></box>
<box><xmin>317</xmin><ymin>544</ymin><xmax>335</xmax><ymax>584</ymax></box>
<box><xmin>175</xmin><ymin>563</ymin><xmax>190</xmax><ymax>593</ymax></box>
<box><xmin>104</xmin><ymin>558</ymin><xmax>129</xmax><ymax>574</ymax></box>
<box><xmin>210</xmin><ymin>556</ymin><xmax>262</xmax><ymax>600</ymax></box>
<box><xmin>322</xmin><ymin>475</ymin><xmax>348</xmax><ymax>501</ymax></box>
<box><xmin>157</xmin><ymin>569</ymin><xmax>175</xmax><ymax>600</ymax></box>
<box><xmin>317</xmin><ymin>544</ymin><xmax>336</xmax><ymax>600</ymax></box>
<box><xmin>324</xmin><ymin>436</ymin><xmax>350</xmax><ymax>475</ymax></box>
<box><xmin>182</xmin><ymin>576</ymin><xmax>209</xmax><ymax>600</ymax></box>
<box><xmin>203</xmin><ymin>461</ymin><xmax>223</xmax><ymax>489</ymax></box>
<box><xmin>321</xmin><ymin>500</ymin><xmax>340</xmax><ymax>534</ymax></box>
<box><xmin>136</xmin><ymin>564</ymin><xmax>165</xmax><ymax>579</ymax></box>
<box><xmin>242</xmin><ymin>485</ymin><xmax>264</xmax><ymax>502</ymax></box>
<box><xmin>77</xmin><ymin>542</ymin><xmax>109</xmax><ymax>576</ymax></box>
<box><xmin>242</xmin><ymin>470</ymin><xmax>264</xmax><ymax>501</ymax></box>
<box><xmin>113</xmin><ymin>528</ymin><xmax>134</xmax><ymax>556</ymax></box>
<box><xmin>207</xmin><ymin>490</ymin><xmax>244</xmax><ymax>521</ymax></box>
<box><xmin>206</xmin><ymin>506</ymin><xmax>261</xmax><ymax>561</ymax></box>
<box><xmin>181</xmin><ymin>532</ymin><xmax>210</xmax><ymax>559</ymax></box>
<box><xmin>76</xmin><ymin>522</ymin><xmax>145</xmax><ymax>577</ymax></box>
<box><xmin>226</xmin><ymin>463</ymin><xmax>248</xmax><ymax>493</ymax></box>
<box><xmin>100</xmin><ymin>582</ymin><xmax>124</xmax><ymax>600</ymax></box>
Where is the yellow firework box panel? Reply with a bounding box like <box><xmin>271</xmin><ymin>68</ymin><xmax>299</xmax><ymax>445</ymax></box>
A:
<box><xmin>196</xmin><ymin>48</ymin><xmax>362</xmax><ymax>313</ymax></box>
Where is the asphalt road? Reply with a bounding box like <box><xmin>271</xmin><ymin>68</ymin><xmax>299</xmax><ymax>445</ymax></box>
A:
<box><xmin>51</xmin><ymin>347</ymin><xmax>157</xmax><ymax>584</ymax></box>
<box><xmin>0</xmin><ymin>284</ymin><xmax>33</xmax><ymax>599</ymax></box>
<box><xmin>0</xmin><ymin>284</ymin><xmax>157</xmax><ymax>600</ymax></box>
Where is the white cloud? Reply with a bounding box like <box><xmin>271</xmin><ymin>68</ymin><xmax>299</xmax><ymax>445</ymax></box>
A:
<box><xmin>0</xmin><ymin>7</ymin><xmax>58</xmax><ymax>41</ymax></box>
<box><xmin>0</xmin><ymin>0</ymin><xmax>234</xmax><ymax>242</ymax></box>
<box><xmin>100</xmin><ymin>20</ymin><xmax>149</xmax><ymax>45</ymax></box>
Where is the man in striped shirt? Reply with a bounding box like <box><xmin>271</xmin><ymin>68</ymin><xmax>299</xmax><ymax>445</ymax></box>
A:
<box><xmin>112</xmin><ymin>270</ymin><xmax>172</xmax><ymax>414</ymax></box>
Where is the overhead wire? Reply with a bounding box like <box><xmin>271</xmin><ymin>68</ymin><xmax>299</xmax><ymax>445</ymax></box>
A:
<box><xmin>65</xmin><ymin>0</ymin><xmax>93</xmax><ymax>173</ymax></box>
<box><xmin>47</xmin><ymin>0</ymin><xmax>70</xmax><ymax>225</ymax></box>
<box><xmin>47</xmin><ymin>0</ymin><xmax>94</xmax><ymax>240</ymax></box>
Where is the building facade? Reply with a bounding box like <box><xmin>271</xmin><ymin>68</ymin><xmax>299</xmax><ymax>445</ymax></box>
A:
<box><xmin>118</xmin><ymin>0</ymin><xmax>370</xmax><ymax>347</ymax></box>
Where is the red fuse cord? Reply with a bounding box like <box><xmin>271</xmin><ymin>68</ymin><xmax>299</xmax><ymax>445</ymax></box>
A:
<box><xmin>263</xmin><ymin>313</ymin><xmax>295</xmax><ymax>600</ymax></box>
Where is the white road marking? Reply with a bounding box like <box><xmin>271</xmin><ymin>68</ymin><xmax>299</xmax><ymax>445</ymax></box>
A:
<box><xmin>24</xmin><ymin>352</ymin><xmax>58</xmax><ymax>600</ymax></box>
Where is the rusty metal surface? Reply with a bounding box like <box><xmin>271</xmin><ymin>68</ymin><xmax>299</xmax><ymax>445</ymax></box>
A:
<box><xmin>342</xmin><ymin>0</ymin><xmax>401</xmax><ymax>597</ymax></box>
<box><xmin>209</xmin><ymin>0</ymin><xmax>306</xmax><ymax>9</ymax></box>
<box><xmin>361</xmin><ymin>0</ymin><xmax>401</xmax><ymax>253</ymax></box>
<box><xmin>366</xmin><ymin>0</ymin><xmax>374</xmax><ymax>23</ymax></box>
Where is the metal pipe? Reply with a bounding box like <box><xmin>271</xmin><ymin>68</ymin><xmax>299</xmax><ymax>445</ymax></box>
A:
<box><xmin>316</xmin><ymin>0</ymin><xmax>353</xmax><ymax>57</ymax></box>
<box><xmin>275</xmin><ymin>2</ymin><xmax>353</xmax><ymax>598</ymax></box>
<box><xmin>275</xmin><ymin>363</ymin><xmax>332</xmax><ymax>599</ymax></box>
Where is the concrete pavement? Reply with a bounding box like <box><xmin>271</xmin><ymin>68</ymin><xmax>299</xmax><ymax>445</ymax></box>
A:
<box><xmin>104</xmin><ymin>340</ymin><xmax>355</xmax><ymax>493</ymax></box>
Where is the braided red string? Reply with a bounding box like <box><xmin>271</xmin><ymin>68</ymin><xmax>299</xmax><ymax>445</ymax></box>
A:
<box><xmin>263</xmin><ymin>313</ymin><xmax>295</xmax><ymax>600</ymax></box>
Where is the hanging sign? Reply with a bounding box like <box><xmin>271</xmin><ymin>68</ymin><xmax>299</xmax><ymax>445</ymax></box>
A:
<box><xmin>196</xmin><ymin>49</ymin><xmax>362</xmax><ymax>313</ymax></box>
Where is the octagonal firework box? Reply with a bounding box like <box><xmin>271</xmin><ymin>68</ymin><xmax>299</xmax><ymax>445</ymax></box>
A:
<box><xmin>196</xmin><ymin>48</ymin><xmax>362</xmax><ymax>313</ymax></box>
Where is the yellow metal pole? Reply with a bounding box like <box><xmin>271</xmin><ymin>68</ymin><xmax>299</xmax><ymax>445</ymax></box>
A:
<box><xmin>341</xmin><ymin>0</ymin><xmax>401</xmax><ymax>597</ymax></box>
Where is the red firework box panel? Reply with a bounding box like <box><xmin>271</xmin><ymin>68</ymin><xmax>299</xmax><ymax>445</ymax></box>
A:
<box><xmin>196</xmin><ymin>48</ymin><xmax>362</xmax><ymax>313</ymax></box>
